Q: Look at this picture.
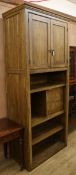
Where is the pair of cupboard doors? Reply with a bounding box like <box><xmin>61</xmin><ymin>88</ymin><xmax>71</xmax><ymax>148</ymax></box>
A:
<box><xmin>29</xmin><ymin>12</ymin><xmax>68</xmax><ymax>70</ymax></box>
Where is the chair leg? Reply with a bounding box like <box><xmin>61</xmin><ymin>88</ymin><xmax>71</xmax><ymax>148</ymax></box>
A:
<box><xmin>4</xmin><ymin>142</ymin><xmax>10</xmax><ymax>159</ymax></box>
<box><xmin>4</xmin><ymin>143</ymin><xmax>8</xmax><ymax>158</ymax></box>
<box><xmin>19</xmin><ymin>136</ymin><xmax>24</xmax><ymax>170</ymax></box>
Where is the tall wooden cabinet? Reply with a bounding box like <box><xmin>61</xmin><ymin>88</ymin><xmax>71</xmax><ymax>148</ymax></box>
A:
<box><xmin>3</xmin><ymin>3</ymin><xmax>69</xmax><ymax>170</ymax></box>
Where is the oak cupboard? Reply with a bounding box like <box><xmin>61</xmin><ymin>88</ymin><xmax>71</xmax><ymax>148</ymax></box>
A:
<box><xmin>3</xmin><ymin>3</ymin><xmax>69</xmax><ymax>171</ymax></box>
<box><xmin>29</xmin><ymin>14</ymin><xmax>68</xmax><ymax>71</ymax></box>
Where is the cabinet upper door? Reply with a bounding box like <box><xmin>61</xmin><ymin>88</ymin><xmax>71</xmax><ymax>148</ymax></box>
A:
<box><xmin>29</xmin><ymin>14</ymin><xmax>51</xmax><ymax>70</ymax></box>
<box><xmin>51</xmin><ymin>20</ymin><xmax>68</xmax><ymax>68</ymax></box>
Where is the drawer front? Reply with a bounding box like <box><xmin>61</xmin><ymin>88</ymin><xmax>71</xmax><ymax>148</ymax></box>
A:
<box><xmin>46</xmin><ymin>87</ymin><xmax>64</xmax><ymax>115</ymax></box>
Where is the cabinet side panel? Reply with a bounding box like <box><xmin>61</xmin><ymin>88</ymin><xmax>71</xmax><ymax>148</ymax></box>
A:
<box><xmin>0</xmin><ymin>19</ymin><xmax>7</xmax><ymax>118</ymax></box>
<box><xmin>5</xmin><ymin>11</ymin><xmax>26</xmax><ymax>70</ymax></box>
<box><xmin>4</xmin><ymin>10</ymin><xmax>32</xmax><ymax>170</ymax></box>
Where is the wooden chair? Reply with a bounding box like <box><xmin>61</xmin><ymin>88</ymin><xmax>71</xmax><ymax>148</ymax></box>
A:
<box><xmin>0</xmin><ymin>118</ymin><xmax>24</xmax><ymax>169</ymax></box>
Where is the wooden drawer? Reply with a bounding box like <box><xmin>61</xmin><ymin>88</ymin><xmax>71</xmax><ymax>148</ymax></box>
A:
<box><xmin>46</xmin><ymin>87</ymin><xmax>64</xmax><ymax>115</ymax></box>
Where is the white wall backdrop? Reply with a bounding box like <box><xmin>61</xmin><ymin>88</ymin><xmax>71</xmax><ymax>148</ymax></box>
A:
<box><xmin>34</xmin><ymin>0</ymin><xmax>76</xmax><ymax>17</ymax></box>
<box><xmin>68</xmin><ymin>0</ymin><xmax>76</xmax><ymax>4</ymax></box>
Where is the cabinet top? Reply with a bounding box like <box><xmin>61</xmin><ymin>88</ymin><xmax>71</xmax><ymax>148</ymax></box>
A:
<box><xmin>2</xmin><ymin>1</ymin><xmax>76</xmax><ymax>22</ymax></box>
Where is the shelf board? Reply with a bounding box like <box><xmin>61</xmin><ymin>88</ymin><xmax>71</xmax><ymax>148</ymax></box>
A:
<box><xmin>32</xmin><ymin>140</ymin><xmax>65</xmax><ymax>169</ymax></box>
<box><xmin>32</xmin><ymin>110</ymin><xmax>64</xmax><ymax>127</ymax></box>
<box><xmin>30</xmin><ymin>83</ymin><xmax>65</xmax><ymax>93</ymax></box>
<box><xmin>32</xmin><ymin>123</ymin><xmax>64</xmax><ymax>145</ymax></box>
<box><xmin>30</xmin><ymin>67</ymin><xmax>68</xmax><ymax>74</ymax></box>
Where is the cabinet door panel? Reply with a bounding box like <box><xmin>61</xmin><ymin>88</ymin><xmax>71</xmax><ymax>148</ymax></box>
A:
<box><xmin>29</xmin><ymin>14</ymin><xmax>50</xmax><ymax>70</ymax></box>
<box><xmin>51</xmin><ymin>20</ymin><xmax>68</xmax><ymax>68</ymax></box>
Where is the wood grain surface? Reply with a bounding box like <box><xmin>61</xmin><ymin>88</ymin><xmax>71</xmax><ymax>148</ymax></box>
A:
<box><xmin>0</xmin><ymin>2</ymin><xmax>15</xmax><ymax>119</ymax></box>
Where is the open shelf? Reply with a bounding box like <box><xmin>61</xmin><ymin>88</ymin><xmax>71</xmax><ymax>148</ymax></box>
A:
<box><xmin>32</xmin><ymin>133</ymin><xmax>65</xmax><ymax>169</ymax></box>
<box><xmin>32</xmin><ymin>118</ymin><xmax>64</xmax><ymax>146</ymax></box>
<box><xmin>30</xmin><ymin>68</ymin><xmax>67</xmax><ymax>74</ymax></box>
<box><xmin>30</xmin><ymin>70</ymin><xmax>67</xmax><ymax>169</ymax></box>
<box><xmin>30</xmin><ymin>83</ymin><xmax>65</xmax><ymax>93</ymax></box>
<box><xmin>30</xmin><ymin>71</ymin><xmax>66</xmax><ymax>93</ymax></box>
<box><xmin>32</xmin><ymin>110</ymin><xmax>64</xmax><ymax>127</ymax></box>
<box><xmin>31</xmin><ymin>86</ymin><xmax>64</xmax><ymax>123</ymax></box>
<box><xmin>32</xmin><ymin>124</ymin><xmax>64</xmax><ymax>145</ymax></box>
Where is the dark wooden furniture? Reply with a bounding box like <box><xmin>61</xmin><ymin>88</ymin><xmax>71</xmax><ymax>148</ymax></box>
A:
<box><xmin>69</xmin><ymin>85</ymin><xmax>76</xmax><ymax>118</ymax></box>
<box><xmin>3</xmin><ymin>2</ymin><xmax>69</xmax><ymax>170</ymax></box>
<box><xmin>69</xmin><ymin>79</ymin><xmax>76</xmax><ymax>85</ymax></box>
<box><xmin>0</xmin><ymin>118</ymin><xmax>24</xmax><ymax>169</ymax></box>
<box><xmin>69</xmin><ymin>47</ymin><xmax>76</xmax><ymax>80</ymax></box>
<box><xmin>69</xmin><ymin>47</ymin><xmax>76</xmax><ymax>120</ymax></box>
